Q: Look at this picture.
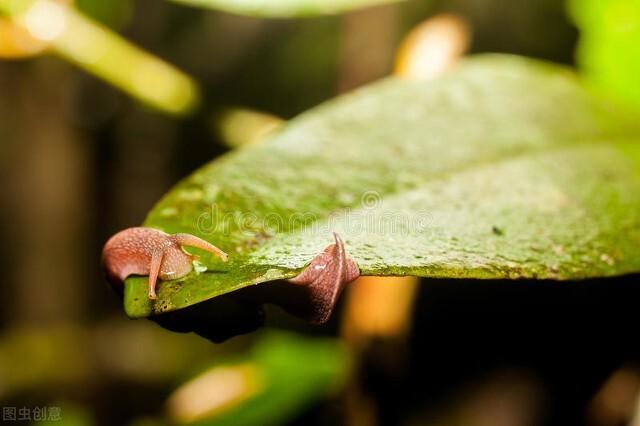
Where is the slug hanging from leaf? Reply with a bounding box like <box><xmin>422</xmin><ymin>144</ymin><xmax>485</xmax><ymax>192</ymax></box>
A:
<box><xmin>102</xmin><ymin>227</ymin><xmax>228</xmax><ymax>299</ymax></box>
<box><xmin>288</xmin><ymin>233</ymin><xmax>360</xmax><ymax>324</ymax></box>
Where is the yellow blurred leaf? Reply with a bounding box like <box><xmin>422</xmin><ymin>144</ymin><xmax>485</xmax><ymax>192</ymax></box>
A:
<box><xmin>0</xmin><ymin>0</ymin><xmax>70</xmax><ymax>57</ymax></box>
<box><xmin>1</xmin><ymin>0</ymin><xmax>199</xmax><ymax>115</ymax></box>
<box><xmin>395</xmin><ymin>14</ymin><xmax>470</xmax><ymax>80</ymax></box>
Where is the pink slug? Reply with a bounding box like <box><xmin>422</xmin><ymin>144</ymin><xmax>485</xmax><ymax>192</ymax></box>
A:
<box><xmin>102</xmin><ymin>227</ymin><xmax>228</xmax><ymax>299</ymax></box>
<box><xmin>289</xmin><ymin>233</ymin><xmax>360</xmax><ymax>323</ymax></box>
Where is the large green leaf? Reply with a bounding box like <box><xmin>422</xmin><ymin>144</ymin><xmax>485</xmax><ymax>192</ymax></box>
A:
<box><xmin>125</xmin><ymin>54</ymin><xmax>640</xmax><ymax>319</ymax></box>
<box><xmin>167</xmin><ymin>0</ymin><xmax>403</xmax><ymax>17</ymax></box>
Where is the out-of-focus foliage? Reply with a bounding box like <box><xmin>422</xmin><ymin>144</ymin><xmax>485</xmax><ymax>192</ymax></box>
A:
<box><xmin>163</xmin><ymin>332</ymin><xmax>349</xmax><ymax>426</ymax></box>
<box><xmin>168</xmin><ymin>0</ymin><xmax>404</xmax><ymax>18</ymax></box>
<box><xmin>0</xmin><ymin>0</ymin><xmax>70</xmax><ymax>57</ymax></box>
<box><xmin>394</xmin><ymin>13</ymin><xmax>470</xmax><ymax>79</ymax></box>
<box><xmin>570</xmin><ymin>0</ymin><xmax>640</xmax><ymax>110</ymax></box>
<box><xmin>0</xmin><ymin>321</ymin><xmax>223</xmax><ymax>400</ymax></box>
<box><xmin>124</xmin><ymin>54</ymin><xmax>640</xmax><ymax>320</ymax></box>
<box><xmin>0</xmin><ymin>325</ymin><xmax>92</xmax><ymax>398</ymax></box>
<box><xmin>0</xmin><ymin>0</ymin><xmax>198</xmax><ymax>114</ymax></box>
<box><xmin>37</xmin><ymin>402</ymin><xmax>95</xmax><ymax>426</ymax></box>
<box><xmin>213</xmin><ymin>107</ymin><xmax>283</xmax><ymax>148</ymax></box>
<box><xmin>0</xmin><ymin>18</ymin><xmax>46</xmax><ymax>56</ymax></box>
<box><xmin>75</xmin><ymin>0</ymin><xmax>132</xmax><ymax>28</ymax></box>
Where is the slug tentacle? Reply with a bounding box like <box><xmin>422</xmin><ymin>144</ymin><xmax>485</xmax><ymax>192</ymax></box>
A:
<box><xmin>148</xmin><ymin>249</ymin><xmax>164</xmax><ymax>299</ymax></box>
<box><xmin>102</xmin><ymin>227</ymin><xmax>228</xmax><ymax>299</ymax></box>
<box><xmin>173</xmin><ymin>233</ymin><xmax>229</xmax><ymax>262</ymax></box>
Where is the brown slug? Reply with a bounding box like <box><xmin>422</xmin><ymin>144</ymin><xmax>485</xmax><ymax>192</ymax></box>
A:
<box><xmin>102</xmin><ymin>227</ymin><xmax>228</xmax><ymax>299</ymax></box>
<box><xmin>288</xmin><ymin>232</ymin><xmax>360</xmax><ymax>323</ymax></box>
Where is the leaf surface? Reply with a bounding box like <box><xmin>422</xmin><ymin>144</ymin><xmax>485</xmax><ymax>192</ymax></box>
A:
<box><xmin>125</xmin><ymin>55</ymin><xmax>640</xmax><ymax>318</ymax></box>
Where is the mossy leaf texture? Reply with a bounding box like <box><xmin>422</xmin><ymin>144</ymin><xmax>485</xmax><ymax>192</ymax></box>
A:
<box><xmin>125</xmin><ymin>55</ymin><xmax>640</xmax><ymax>319</ymax></box>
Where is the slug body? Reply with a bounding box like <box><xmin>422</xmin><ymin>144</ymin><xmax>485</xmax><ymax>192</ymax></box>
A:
<box><xmin>102</xmin><ymin>227</ymin><xmax>228</xmax><ymax>299</ymax></box>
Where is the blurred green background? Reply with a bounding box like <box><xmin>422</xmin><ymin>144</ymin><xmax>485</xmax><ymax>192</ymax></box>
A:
<box><xmin>1</xmin><ymin>0</ymin><xmax>640</xmax><ymax>425</ymax></box>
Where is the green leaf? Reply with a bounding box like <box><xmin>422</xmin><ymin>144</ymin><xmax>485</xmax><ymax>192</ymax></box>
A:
<box><xmin>167</xmin><ymin>0</ymin><xmax>404</xmax><ymax>18</ymax></box>
<box><xmin>171</xmin><ymin>332</ymin><xmax>349</xmax><ymax>426</ymax></box>
<box><xmin>124</xmin><ymin>54</ymin><xmax>640</xmax><ymax>319</ymax></box>
<box><xmin>569</xmin><ymin>0</ymin><xmax>640</xmax><ymax>111</ymax></box>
